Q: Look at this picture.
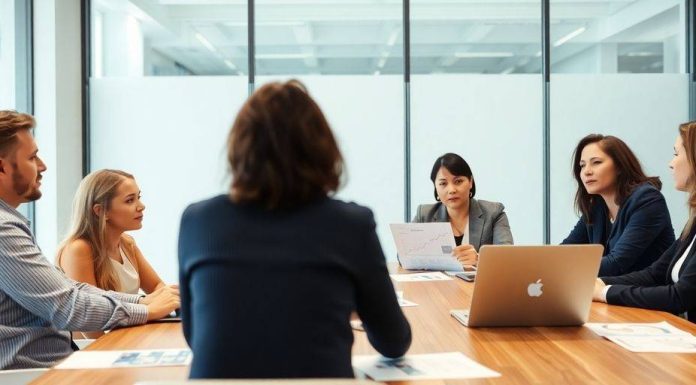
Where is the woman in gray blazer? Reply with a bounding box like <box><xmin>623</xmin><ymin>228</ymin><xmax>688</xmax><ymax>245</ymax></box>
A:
<box><xmin>413</xmin><ymin>153</ymin><xmax>513</xmax><ymax>268</ymax></box>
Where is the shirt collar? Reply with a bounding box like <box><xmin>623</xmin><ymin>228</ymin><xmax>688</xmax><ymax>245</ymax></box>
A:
<box><xmin>0</xmin><ymin>198</ymin><xmax>31</xmax><ymax>226</ymax></box>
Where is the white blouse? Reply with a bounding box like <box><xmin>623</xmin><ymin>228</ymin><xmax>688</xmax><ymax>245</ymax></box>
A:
<box><xmin>671</xmin><ymin>236</ymin><xmax>696</xmax><ymax>283</ymax></box>
<box><xmin>110</xmin><ymin>247</ymin><xmax>140</xmax><ymax>294</ymax></box>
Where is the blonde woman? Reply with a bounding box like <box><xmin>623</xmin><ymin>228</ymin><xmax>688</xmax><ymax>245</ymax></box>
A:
<box><xmin>57</xmin><ymin>170</ymin><xmax>166</xmax><ymax>336</ymax></box>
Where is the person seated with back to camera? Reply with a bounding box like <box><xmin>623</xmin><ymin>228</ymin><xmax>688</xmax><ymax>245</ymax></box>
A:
<box><xmin>178</xmin><ymin>79</ymin><xmax>412</xmax><ymax>379</ymax></box>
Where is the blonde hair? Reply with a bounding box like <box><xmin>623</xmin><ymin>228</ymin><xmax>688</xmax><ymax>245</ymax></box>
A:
<box><xmin>679</xmin><ymin>121</ymin><xmax>696</xmax><ymax>239</ymax></box>
<box><xmin>57</xmin><ymin>169</ymin><xmax>134</xmax><ymax>291</ymax></box>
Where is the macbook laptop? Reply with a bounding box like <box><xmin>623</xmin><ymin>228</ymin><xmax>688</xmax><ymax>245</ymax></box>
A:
<box><xmin>451</xmin><ymin>244</ymin><xmax>603</xmax><ymax>327</ymax></box>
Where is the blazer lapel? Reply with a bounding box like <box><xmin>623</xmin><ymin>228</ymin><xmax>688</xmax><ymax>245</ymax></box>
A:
<box><xmin>434</xmin><ymin>203</ymin><xmax>449</xmax><ymax>222</ymax></box>
<box><xmin>469</xmin><ymin>199</ymin><xmax>484</xmax><ymax>251</ymax></box>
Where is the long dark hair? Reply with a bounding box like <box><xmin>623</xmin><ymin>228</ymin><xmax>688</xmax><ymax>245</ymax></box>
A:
<box><xmin>228</xmin><ymin>80</ymin><xmax>344</xmax><ymax>210</ymax></box>
<box><xmin>430</xmin><ymin>153</ymin><xmax>476</xmax><ymax>201</ymax></box>
<box><xmin>572</xmin><ymin>134</ymin><xmax>660</xmax><ymax>223</ymax></box>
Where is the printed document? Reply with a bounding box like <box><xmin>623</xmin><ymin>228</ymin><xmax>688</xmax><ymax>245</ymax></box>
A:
<box><xmin>55</xmin><ymin>349</ymin><xmax>192</xmax><ymax>369</ymax></box>
<box><xmin>352</xmin><ymin>352</ymin><xmax>500</xmax><ymax>381</ymax></box>
<box><xmin>390</xmin><ymin>272</ymin><xmax>453</xmax><ymax>282</ymax></box>
<box><xmin>586</xmin><ymin>321</ymin><xmax>696</xmax><ymax>353</ymax></box>
<box><xmin>390</xmin><ymin>223</ymin><xmax>461</xmax><ymax>271</ymax></box>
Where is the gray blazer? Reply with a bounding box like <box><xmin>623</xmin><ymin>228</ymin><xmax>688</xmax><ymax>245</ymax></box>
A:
<box><xmin>412</xmin><ymin>199</ymin><xmax>514</xmax><ymax>251</ymax></box>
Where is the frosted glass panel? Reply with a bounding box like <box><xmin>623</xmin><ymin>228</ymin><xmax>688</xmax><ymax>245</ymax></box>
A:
<box><xmin>410</xmin><ymin>74</ymin><xmax>544</xmax><ymax>245</ymax></box>
<box><xmin>550</xmin><ymin>74</ymin><xmax>689</xmax><ymax>243</ymax></box>
<box><xmin>256</xmin><ymin>76</ymin><xmax>405</xmax><ymax>260</ymax></box>
<box><xmin>90</xmin><ymin>77</ymin><xmax>248</xmax><ymax>282</ymax></box>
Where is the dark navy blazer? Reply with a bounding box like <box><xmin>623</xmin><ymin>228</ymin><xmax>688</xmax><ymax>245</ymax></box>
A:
<box><xmin>178</xmin><ymin>195</ymin><xmax>411</xmax><ymax>379</ymax></box>
<box><xmin>603</xmin><ymin>224</ymin><xmax>696</xmax><ymax>323</ymax></box>
<box><xmin>562</xmin><ymin>183</ymin><xmax>674</xmax><ymax>276</ymax></box>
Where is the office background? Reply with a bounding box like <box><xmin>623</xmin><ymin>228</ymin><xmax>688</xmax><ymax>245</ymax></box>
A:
<box><xmin>0</xmin><ymin>0</ymin><xmax>692</xmax><ymax>283</ymax></box>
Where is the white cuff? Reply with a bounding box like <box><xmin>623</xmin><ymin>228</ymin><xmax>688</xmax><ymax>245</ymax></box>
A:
<box><xmin>601</xmin><ymin>285</ymin><xmax>612</xmax><ymax>303</ymax></box>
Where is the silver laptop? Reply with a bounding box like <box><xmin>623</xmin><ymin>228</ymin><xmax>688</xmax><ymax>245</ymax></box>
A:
<box><xmin>451</xmin><ymin>244</ymin><xmax>603</xmax><ymax>327</ymax></box>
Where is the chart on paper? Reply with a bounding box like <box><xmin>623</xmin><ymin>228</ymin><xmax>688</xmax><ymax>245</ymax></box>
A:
<box><xmin>390</xmin><ymin>223</ymin><xmax>461</xmax><ymax>271</ymax></box>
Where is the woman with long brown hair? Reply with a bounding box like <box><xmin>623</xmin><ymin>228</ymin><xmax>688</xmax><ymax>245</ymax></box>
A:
<box><xmin>177</xmin><ymin>80</ymin><xmax>411</xmax><ymax>379</ymax></box>
<box><xmin>593</xmin><ymin>122</ymin><xmax>696</xmax><ymax>322</ymax></box>
<box><xmin>562</xmin><ymin>134</ymin><xmax>674</xmax><ymax>276</ymax></box>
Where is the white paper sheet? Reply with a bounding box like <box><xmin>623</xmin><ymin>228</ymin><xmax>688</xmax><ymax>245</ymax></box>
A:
<box><xmin>586</xmin><ymin>322</ymin><xmax>696</xmax><ymax>353</ymax></box>
<box><xmin>398</xmin><ymin>298</ymin><xmax>418</xmax><ymax>307</ymax></box>
<box><xmin>390</xmin><ymin>223</ymin><xmax>462</xmax><ymax>271</ymax></box>
<box><xmin>55</xmin><ymin>349</ymin><xmax>192</xmax><ymax>369</ymax></box>
<box><xmin>352</xmin><ymin>352</ymin><xmax>500</xmax><ymax>381</ymax></box>
<box><xmin>606</xmin><ymin>335</ymin><xmax>696</xmax><ymax>353</ymax></box>
<box><xmin>585</xmin><ymin>321</ymin><xmax>691</xmax><ymax>338</ymax></box>
<box><xmin>390</xmin><ymin>272</ymin><xmax>453</xmax><ymax>282</ymax></box>
<box><xmin>394</xmin><ymin>290</ymin><xmax>418</xmax><ymax>307</ymax></box>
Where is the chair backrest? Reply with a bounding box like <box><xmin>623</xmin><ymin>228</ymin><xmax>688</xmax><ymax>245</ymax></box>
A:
<box><xmin>0</xmin><ymin>368</ymin><xmax>49</xmax><ymax>385</ymax></box>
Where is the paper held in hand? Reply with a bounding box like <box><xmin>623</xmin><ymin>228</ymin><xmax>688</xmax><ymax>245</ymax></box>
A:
<box><xmin>390</xmin><ymin>223</ymin><xmax>461</xmax><ymax>271</ymax></box>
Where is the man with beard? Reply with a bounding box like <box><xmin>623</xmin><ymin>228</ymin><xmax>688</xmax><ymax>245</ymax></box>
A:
<box><xmin>0</xmin><ymin>110</ymin><xmax>180</xmax><ymax>369</ymax></box>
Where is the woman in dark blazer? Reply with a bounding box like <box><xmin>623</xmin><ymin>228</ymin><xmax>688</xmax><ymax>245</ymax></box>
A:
<box><xmin>593</xmin><ymin>121</ymin><xmax>696</xmax><ymax>323</ymax></box>
<box><xmin>562</xmin><ymin>134</ymin><xmax>674</xmax><ymax>276</ymax></box>
<box><xmin>413</xmin><ymin>153</ymin><xmax>513</xmax><ymax>268</ymax></box>
<box><xmin>178</xmin><ymin>80</ymin><xmax>411</xmax><ymax>379</ymax></box>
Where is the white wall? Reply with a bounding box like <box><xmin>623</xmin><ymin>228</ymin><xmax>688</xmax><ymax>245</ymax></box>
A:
<box><xmin>550</xmin><ymin>74</ymin><xmax>689</xmax><ymax>243</ymax></box>
<box><xmin>90</xmin><ymin>77</ymin><xmax>248</xmax><ymax>283</ymax></box>
<box><xmin>410</xmin><ymin>74</ymin><xmax>544</xmax><ymax>245</ymax></box>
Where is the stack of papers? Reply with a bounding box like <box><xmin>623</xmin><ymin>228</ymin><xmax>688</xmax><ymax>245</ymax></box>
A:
<box><xmin>390</xmin><ymin>272</ymin><xmax>452</xmax><ymax>282</ymax></box>
<box><xmin>55</xmin><ymin>349</ymin><xmax>192</xmax><ymax>369</ymax></box>
<box><xmin>353</xmin><ymin>352</ymin><xmax>500</xmax><ymax>381</ymax></box>
<box><xmin>586</xmin><ymin>321</ymin><xmax>696</xmax><ymax>353</ymax></box>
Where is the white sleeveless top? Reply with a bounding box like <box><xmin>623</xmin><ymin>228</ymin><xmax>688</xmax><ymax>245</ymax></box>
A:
<box><xmin>110</xmin><ymin>247</ymin><xmax>140</xmax><ymax>294</ymax></box>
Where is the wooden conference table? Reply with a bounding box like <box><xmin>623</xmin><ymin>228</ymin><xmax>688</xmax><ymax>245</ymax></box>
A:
<box><xmin>31</xmin><ymin>276</ymin><xmax>696</xmax><ymax>385</ymax></box>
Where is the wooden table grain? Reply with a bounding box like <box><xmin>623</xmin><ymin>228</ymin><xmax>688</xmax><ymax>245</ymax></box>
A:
<box><xmin>30</xmin><ymin>277</ymin><xmax>696</xmax><ymax>385</ymax></box>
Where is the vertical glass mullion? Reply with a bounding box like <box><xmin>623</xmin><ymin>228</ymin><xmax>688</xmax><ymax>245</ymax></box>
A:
<box><xmin>542</xmin><ymin>0</ymin><xmax>551</xmax><ymax>244</ymax></box>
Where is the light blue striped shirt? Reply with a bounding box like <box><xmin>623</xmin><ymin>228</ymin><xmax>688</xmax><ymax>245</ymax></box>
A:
<box><xmin>0</xmin><ymin>199</ymin><xmax>148</xmax><ymax>369</ymax></box>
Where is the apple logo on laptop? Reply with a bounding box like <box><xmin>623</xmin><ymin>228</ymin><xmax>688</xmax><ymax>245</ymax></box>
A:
<box><xmin>527</xmin><ymin>279</ymin><xmax>543</xmax><ymax>297</ymax></box>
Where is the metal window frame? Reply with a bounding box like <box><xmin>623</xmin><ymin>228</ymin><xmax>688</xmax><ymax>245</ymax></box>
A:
<box><xmin>689</xmin><ymin>0</ymin><xmax>696</xmax><ymax>120</ymax></box>
<box><xmin>15</xmin><ymin>0</ymin><xmax>35</xmax><ymax>231</ymax></box>
<box><xmin>81</xmin><ymin>0</ymin><xmax>91</xmax><ymax>176</ymax></box>
<box><xmin>542</xmin><ymin>0</ymin><xmax>551</xmax><ymax>244</ymax></box>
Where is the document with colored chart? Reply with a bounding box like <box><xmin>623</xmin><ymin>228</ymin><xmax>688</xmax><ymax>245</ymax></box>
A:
<box><xmin>353</xmin><ymin>352</ymin><xmax>500</xmax><ymax>381</ymax></box>
<box><xmin>390</xmin><ymin>223</ymin><xmax>462</xmax><ymax>271</ymax></box>
<box><xmin>55</xmin><ymin>349</ymin><xmax>192</xmax><ymax>369</ymax></box>
<box><xmin>586</xmin><ymin>321</ymin><xmax>696</xmax><ymax>353</ymax></box>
